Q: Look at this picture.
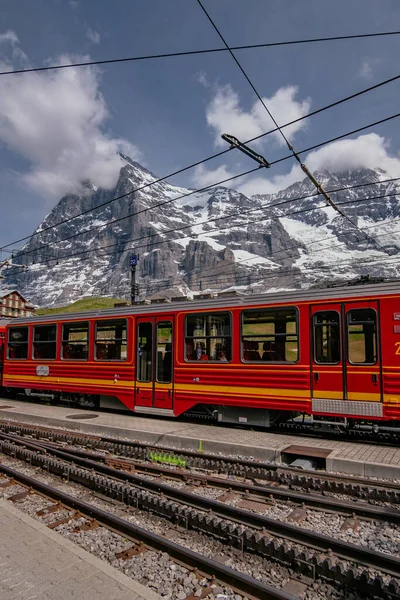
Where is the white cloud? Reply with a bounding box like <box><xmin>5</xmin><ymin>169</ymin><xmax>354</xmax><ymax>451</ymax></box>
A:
<box><xmin>237</xmin><ymin>164</ymin><xmax>303</xmax><ymax>197</ymax></box>
<box><xmin>193</xmin><ymin>163</ymin><xmax>238</xmax><ymax>188</ymax></box>
<box><xmin>86</xmin><ymin>28</ymin><xmax>100</xmax><ymax>45</ymax></box>
<box><xmin>194</xmin><ymin>70</ymin><xmax>210</xmax><ymax>88</ymax></box>
<box><xmin>206</xmin><ymin>84</ymin><xmax>311</xmax><ymax>148</ymax></box>
<box><xmin>205</xmin><ymin>133</ymin><xmax>400</xmax><ymax>197</ymax></box>
<box><xmin>0</xmin><ymin>30</ymin><xmax>18</xmax><ymax>45</ymax></box>
<box><xmin>357</xmin><ymin>58</ymin><xmax>380</xmax><ymax>80</ymax></box>
<box><xmin>0</xmin><ymin>36</ymin><xmax>139</xmax><ymax>200</ymax></box>
<box><xmin>306</xmin><ymin>133</ymin><xmax>400</xmax><ymax>175</ymax></box>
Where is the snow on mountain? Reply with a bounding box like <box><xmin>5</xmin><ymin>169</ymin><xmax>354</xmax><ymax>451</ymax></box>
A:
<box><xmin>4</xmin><ymin>157</ymin><xmax>400</xmax><ymax>307</ymax></box>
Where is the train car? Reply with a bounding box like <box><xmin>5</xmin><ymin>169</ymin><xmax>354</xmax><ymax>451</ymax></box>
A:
<box><xmin>0</xmin><ymin>319</ymin><xmax>8</xmax><ymax>387</ymax></box>
<box><xmin>1</xmin><ymin>281</ymin><xmax>400</xmax><ymax>429</ymax></box>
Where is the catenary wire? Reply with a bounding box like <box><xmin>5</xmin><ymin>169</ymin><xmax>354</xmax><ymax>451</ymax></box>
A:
<box><xmin>15</xmin><ymin>175</ymin><xmax>400</xmax><ymax>263</ymax></box>
<box><xmin>1</xmin><ymin>31</ymin><xmax>400</xmax><ymax>76</ymax></box>
<box><xmin>108</xmin><ymin>247</ymin><xmax>400</xmax><ymax>297</ymax></box>
<box><xmin>195</xmin><ymin>0</ymin><xmax>388</xmax><ymax>248</ymax></box>
<box><xmin>134</xmin><ymin>201</ymin><xmax>400</xmax><ymax>290</ymax></box>
<box><xmin>3</xmin><ymin>70</ymin><xmax>400</xmax><ymax>253</ymax></box>
<box><xmin>8</xmin><ymin>186</ymin><xmax>400</xmax><ymax>273</ymax></box>
<box><xmin>145</xmin><ymin>238</ymin><xmax>400</xmax><ymax>294</ymax></box>
<box><xmin>143</xmin><ymin>199</ymin><xmax>400</xmax><ymax>289</ymax></box>
<box><xmin>8</xmin><ymin>110</ymin><xmax>400</xmax><ymax>261</ymax></box>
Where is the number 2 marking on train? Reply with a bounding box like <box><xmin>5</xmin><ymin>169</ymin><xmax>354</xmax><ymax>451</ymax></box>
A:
<box><xmin>395</xmin><ymin>342</ymin><xmax>400</xmax><ymax>355</ymax></box>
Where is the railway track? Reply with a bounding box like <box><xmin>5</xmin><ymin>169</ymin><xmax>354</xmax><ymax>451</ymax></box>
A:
<box><xmin>2</xmin><ymin>432</ymin><xmax>400</xmax><ymax>525</ymax></box>
<box><xmin>1</xmin><ymin>430</ymin><xmax>400</xmax><ymax>599</ymax></box>
<box><xmin>2</xmin><ymin>420</ymin><xmax>400</xmax><ymax>503</ymax></box>
<box><xmin>0</xmin><ymin>464</ymin><xmax>295</xmax><ymax>600</ymax></box>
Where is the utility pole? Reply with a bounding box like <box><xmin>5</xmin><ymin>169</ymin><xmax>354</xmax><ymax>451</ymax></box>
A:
<box><xmin>130</xmin><ymin>254</ymin><xmax>139</xmax><ymax>304</ymax></box>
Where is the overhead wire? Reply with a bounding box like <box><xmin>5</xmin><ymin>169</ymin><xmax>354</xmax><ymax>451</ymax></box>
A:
<box><xmin>3</xmin><ymin>69</ymin><xmax>400</xmax><ymax>253</ymax></box>
<box><xmin>145</xmin><ymin>237</ymin><xmax>400</xmax><ymax>294</ymax></box>
<box><xmin>1</xmin><ymin>30</ymin><xmax>400</xmax><ymax>77</ymax></box>
<box><xmin>139</xmin><ymin>202</ymin><xmax>400</xmax><ymax>292</ymax></box>
<box><xmin>8</xmin><ymin>111</ymin><xmax>400</xmax><ymax>262</ymax></box>
<box><xmin>195</xmin><ymin>0</ymin><xmax>390</xmax><ymax>251</ymax></box>
<box><xmin>3</xmin><ymin>11</ymin><xmax>400</xmax><ymax>294</ymax></box>
<box><xmin>7</xmin><ymin>181</ymin><xmax>400</xmax><ymax>274</ymax></box>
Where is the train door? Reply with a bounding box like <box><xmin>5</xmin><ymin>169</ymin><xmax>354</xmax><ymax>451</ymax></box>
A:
<box><xmin>311</xmin><ymin>304</ymin><xmax>344</xmax><ymax>402</ymax></box>
<box><xmin>311</xmin><ymin>301</ymin><xmax>382</xmax><ymax>416</ymax></box>
<box><xmin>135</xmin><ymin>316</ymin><xmax>174</xmax><ymax>411</ymax></box>
<box><xmin>344</xmin><ymin>300</ymin><xmax>381</xmax><ymax>403</ymax></box>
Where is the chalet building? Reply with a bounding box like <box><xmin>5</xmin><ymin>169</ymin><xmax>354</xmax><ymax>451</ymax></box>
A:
<box><xmin>0</xmin><ymin>289</ymin><xmax>35</xmax><ymax>318</ymax></box>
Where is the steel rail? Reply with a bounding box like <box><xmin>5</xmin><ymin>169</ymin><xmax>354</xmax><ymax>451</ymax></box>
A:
<box><xmin>1</xmin><ymin>432</ymin><xmax>400</xmax><ymax>578</ymax></box>
<box><xmin>2</xmin><ymin>421</ymin><xmax>400</xmax><ymax>497</ymax></box>
<box><xmin>0</xmin><ymin>463</ymin><xmax>297</xmax><ymax>600</ymax></box>
<box><xmin>26</xmin><ymin>439</ymin><xmax>400</xmax><ymax>525</ymax></box>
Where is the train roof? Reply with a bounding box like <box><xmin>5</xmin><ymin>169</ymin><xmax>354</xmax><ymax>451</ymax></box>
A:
<box><xmin>7</xmin><ymin>280</ymin><xmax>400</xmax><ymax>325</ymax></box>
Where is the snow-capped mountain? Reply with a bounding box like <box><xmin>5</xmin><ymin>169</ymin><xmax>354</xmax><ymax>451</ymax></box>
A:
<box><xmin>3</xmin><ymin>155</ymin><xmax>400</xmax><ymax>307</ymax></box>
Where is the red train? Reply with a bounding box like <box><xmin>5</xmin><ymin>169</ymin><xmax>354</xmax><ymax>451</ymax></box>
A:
<box><xmin>1</xmin><ymin>281</ymin><xmax>400</xmax><ymax>428</ymax></box>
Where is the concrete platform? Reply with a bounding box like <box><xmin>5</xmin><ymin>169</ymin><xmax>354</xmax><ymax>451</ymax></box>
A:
<box><xmin>1</xmin><ymin>398</ymin><xmax>400</xmax><ymax>480</ymax></box>
<box><xmin>0</xmin><ymin>498</ymin><xmax>161</xmax><ymax>600</ymax></box>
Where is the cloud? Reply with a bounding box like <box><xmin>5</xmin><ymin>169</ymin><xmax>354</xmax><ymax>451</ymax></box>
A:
<box><xmin>357</xmin><ymin>58</ymin><xmax>381</xmax><ymax>80</ymax></box>
<box><xmin>0</xmin><ymin>30</ymin><xmax>18</xmax><ymax>45</ymax></box>
<box><xmin>0</xmin><ymin>36</ymin><xmax>140</xmax><ymax>200</ymax></box>
<box><xmin>194</xmin><ymin>70</ymin><xmax>210</xmax><ymax>88</ymax></box>
<box><xmin>203</xmin><ymin>133</ymin><xmax>400</xmax><ymax>197</ymax></box>
<box><xmin>306</xmin><ymin>133</ymin><xmax>400</xmax><ymax>175</ymax></box>
<box><xmin>86</xmin><ymin>28</ymin><xmax>100</xmax><ymax>45</ymax></box>
<box><xmin>193</xmin><ymin>163</ymin><xmax>238</xmax><ymax>188</ymax></box>
<box><xmin>237</xmin><ymin>164</ymin><xmax>303</xmax><ymax>197</ymax></box>
<box><xmin>206</xmin><ymin>84</ymin><xmax>311</xmax><ymax>148</ymax></box>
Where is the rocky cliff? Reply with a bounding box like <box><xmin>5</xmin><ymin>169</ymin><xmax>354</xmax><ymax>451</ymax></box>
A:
<box><xmin>4</xmin><ymin>155</ymin><xmax>400</xmax><ymax>306</ymax></box>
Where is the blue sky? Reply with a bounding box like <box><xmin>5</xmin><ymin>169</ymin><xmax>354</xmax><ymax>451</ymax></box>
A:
<box><xmin>1</xmin><ymin>0</ymin><xmax>400</xmax><ymax>251</ymax></box>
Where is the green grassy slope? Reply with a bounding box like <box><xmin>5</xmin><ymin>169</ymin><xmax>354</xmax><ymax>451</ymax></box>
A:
<box><xmin>36</xmin><ymin>297</ymin><xmax>125</xmax><ymax>316</ymax></box>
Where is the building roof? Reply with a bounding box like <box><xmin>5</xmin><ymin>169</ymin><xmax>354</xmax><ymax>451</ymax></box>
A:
<box><xmin>0</xmin><ymin>288</ymin><xmax>34</xmax><ymax>306</ymax></box>
<box><xmin>0</xmin><ymin>288</ymin><xmax>17</xmax><ymax>299</ymax></box>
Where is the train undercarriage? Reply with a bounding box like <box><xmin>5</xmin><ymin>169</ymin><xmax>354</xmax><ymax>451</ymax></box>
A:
<box><xmin>2</xmin><ymin>386</ymin><xmax>400</xmax><ymax>440</ymax></box>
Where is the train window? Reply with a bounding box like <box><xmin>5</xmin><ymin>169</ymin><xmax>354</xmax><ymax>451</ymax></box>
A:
<box><xmin>157</xmin><ymin>321</ymin><xmax>172</xmax><ymax>383</ymax></box>
<box><xmin>8</xmin><ymin>326</ymin><xmax>29</xmax><ymax>359</ymax></box>
<box><xmin>241</xmin><ymin>308</ymin><xmax>298</xmax><ymax>362</ymax></box>
<box><xmin>185</xmin><ymin>313</ymin><xmax>231</xmax><ymax>362</ymax></box>
<box><xmin>347</xmin><ymin>309</ymin><xmax>377</xmax><ymax>364</ymax></box>
<box><xmin>33</xmin><ymin>324</ymin><xmax>57</xmax><ymax>360</ymax></box>
<box><xmin>95</xmin><ymin>319</ymin><xmax>127</xmax><ymax>361</ymax></box>
<box><xmin>62</xmin><ymin>322</ymin><xmax>89</xmax><ymax>360</ymax></box>
<box><xmin>137</xmin><ymin>322</ymin><xmax>152</xmax><ymax>381</ymax></box>
<box><xmin>314</xmin><ymin>311</ymin><xmax>340</xmax><ymax>364</ymax></box>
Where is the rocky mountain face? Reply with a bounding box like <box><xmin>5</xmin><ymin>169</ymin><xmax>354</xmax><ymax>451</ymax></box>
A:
<box><xmin>4</xmin><ymin>155</ymin><xmax>400</xmax><ymax>307</ymax></box>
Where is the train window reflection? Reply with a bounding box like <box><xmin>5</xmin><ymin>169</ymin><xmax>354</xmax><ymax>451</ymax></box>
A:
<box><xmin>347</xmin><ymin>309</ymin><xmax>377</xmax><ymax>364</ymax></box>
<box><xmin>241</xmin><ymin>308</ymin><xmax>298</xmax><ymax>363</ymax></box>
<box><xmin>95</xmin><ymin>319</ymin><xmax>127</xmax><ymax>361</ymax></box>
<box><xmin>157</xmin><ymin>321</ymin><xmax>172</xmax><ymax>383</ymax></box>
<box><xmin>8</xmin><ymin>326</ymin><xmax>29</xmax><ymax>359</ymax></box>
<box><xmin>137</xmin><ymin>322</ymin><xmax>152</xmax><ymax>381</ymax></box>
<box><xmin>62</xmin><ymin>322</ymin><xmax>89</xmax><ymax>360</ymax></box>
<box><xmin>314</xmin><ymin>311</ymin><xmax>340</xmax><ymax>364</ymax></box>
<box><xmin>185</xmin><ymin>313</ymin><xmax>231</xmax><ymax>362</ymax></box>
<box><xmin>33</xmin><ymin>324</ymin><xmax>57</xmax><ymax>360</ymax></box>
